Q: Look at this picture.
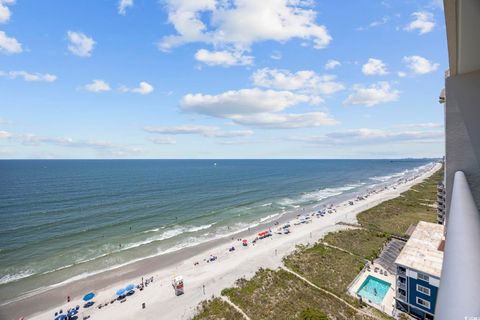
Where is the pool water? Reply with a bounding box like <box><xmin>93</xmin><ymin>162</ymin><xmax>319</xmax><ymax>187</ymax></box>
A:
<box><xmin>356</xmin><ymin>275</ymin><xmax>391</xmax><ymax>304</ymax></box>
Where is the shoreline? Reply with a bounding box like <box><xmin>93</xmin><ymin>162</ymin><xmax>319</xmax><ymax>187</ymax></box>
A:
<box><xmin>0</xmin><ymin>162</ymin><xmax>441</xmax><ymax>320</ymax></box>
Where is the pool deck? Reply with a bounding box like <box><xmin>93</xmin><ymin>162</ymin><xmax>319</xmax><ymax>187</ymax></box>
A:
<box><xmin>348</xmin><ymin>262</ymin><xmax>396</xmax><ymax>316</ymax></box>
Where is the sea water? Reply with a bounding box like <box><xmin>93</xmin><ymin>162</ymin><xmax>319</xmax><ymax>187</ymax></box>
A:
<box><xmin>0</xmin><ymin>159</ymin><xmax>435</xmax><ymax>303</ymax></box>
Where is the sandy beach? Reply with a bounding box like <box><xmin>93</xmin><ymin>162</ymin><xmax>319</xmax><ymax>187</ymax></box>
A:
<box><xmin>0</xmin><ymin>163</ymin><xmax>441</xmax><ymax>320</ymax></box>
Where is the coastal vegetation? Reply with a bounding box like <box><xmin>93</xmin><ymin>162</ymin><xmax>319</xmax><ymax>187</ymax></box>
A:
<box><xmin>193</xmin><ymin>168</ymin><xmax>443</xmax><ymax>319</ymax></box>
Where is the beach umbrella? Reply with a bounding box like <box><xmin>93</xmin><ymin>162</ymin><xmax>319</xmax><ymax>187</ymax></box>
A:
<box><xmin>125</xmin><ymin>284</ymin><xmax>135</xmax><ymax>291</ymax></box>
<box><xmin>83</xmin><ymin>292</ymin><xmax>95</xmax><ymax>301</ymax></box>
<box><xmin>55</xmin><ymin>315</ymin><xmax>67</xmax><ymax>320</ymax></box>
<box><xmin>116</xmin><ymin>288</ymin><xmax>126</xmax><ymax>296</ymax></box>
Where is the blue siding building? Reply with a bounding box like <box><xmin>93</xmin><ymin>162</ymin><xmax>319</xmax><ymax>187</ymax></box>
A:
<box><xmin>395</xmin><ymin>221</ymin><xmax>444</xmax><ymax>319</ymax></box>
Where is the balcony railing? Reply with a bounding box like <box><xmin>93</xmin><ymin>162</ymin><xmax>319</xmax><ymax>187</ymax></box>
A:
<box><xmin>435</xmin><ymin>171</ymin><xmax>480</xmax><ymax>319</ymax></box>
<box><xmin>397</xmin><ymin>280</ymin><xmax>406</xmax><ymax>290</ymax></box>
<box><xmin>397</xmin><ymin>292</ymin><xmax>406</xmax><ymax>302</ymax></box>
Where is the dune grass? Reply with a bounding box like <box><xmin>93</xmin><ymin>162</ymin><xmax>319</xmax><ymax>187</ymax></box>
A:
<box><xmin>357</xmin><ymin>168</ymin><xmax>442</xmax><ymax>236</ymax></box>
<box><xmin>221</xmin><ymin>268</ymin><xmax>374</xmax><ymax>320</ymax></box>
<box><xmin>192</xmin><ymin>297</ymin><xmax>245</xmax><ymax>320</ymax></box>
<box><xmin>283</xmin><ymin>244</ymin><xmax>365</xmax><ymax>302</ymax></box>
<box><xmin>323</xmin><ymin>229</ymin><xmax>389</xmax><ymax>261</ymax></box>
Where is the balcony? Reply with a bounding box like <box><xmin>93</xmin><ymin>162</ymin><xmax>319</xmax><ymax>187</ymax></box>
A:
<box><xmin>397</xmin><ymin>280</ymin><xmax>406</xmax><ymax>290</ymax></box>
<box><xmin>397</xmin><ymin>292</ymin><xmax>407</xmax><ymax>302</ymax></box>
<box><xmin>436</xmin><ymin>172</ymin><xmax>480</xmax><ymax>319</ymax></box>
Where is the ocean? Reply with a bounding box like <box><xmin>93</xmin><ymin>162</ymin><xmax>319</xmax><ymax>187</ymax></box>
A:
<box><xmin>0</xmin><ymin>159</ymin><xmax>435</xmax><ymax>303</ymax></box>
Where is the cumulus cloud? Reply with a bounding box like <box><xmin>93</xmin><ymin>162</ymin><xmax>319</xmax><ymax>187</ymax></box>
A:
<box><xmin>0</xmin><ymin>130</ymin><xmax>11</xmax><ymax>139</ymax></box>
<box><xmin>0</xmin><ymin>0</ymin><xmax>15</xmax><ymax>24</ymax></box>
<box><xmin>397</xmin><ymin>71</ymin><xmax>407</xmax><ymax>78</ymax></box>
<box><xmin>145</xmin><ymin>125</ymin><xmax>253</xmax><ymax>138</ymax></box>
<box><xmin>84</xmin><ymin>80</ymin><xmax>111</xmax><ymax>92</ymax></box>
<box><xmin>292</xmin><ymin>128</ymin><xmax>443</xmax><ymax>145</ymax></box>
<box><xmin>344</xmin><ymin>81</ymin><xmax>400</xmax><ymax>107</ymax></box>
<box><xmin>120</xmin><ymin>81</ymin><xmax>154</xmax><ymax>94</ymax></box>
<box><xmin>252</xmin><ymin>68</ymin><xmax>344</xmax><ymax>95</ymax></box>
<box><xmin>325</xmin><ymin>59</ymin><xmax>341</xmax><ymax>70</ymax></box>
<box><xmin>67</xmin><ymin>31</ymin><xmax>95</xmax><ymax>57</ymax></box>
<box><xmin>158</xmin><ymin>0</ymin><xmax>331</xmax><ymax>52</ymax></box>
<box><xmin>0</xmin><ymin>30</ymin><xmax>22</xmax><ymax>54</ymax></box>
<box><xmin>230</xmin><ymin>112</ymin><xmax>337</xmax><ymax>129</ymax></box>
<box><xmin>118</xmin><ymin>0</ymin><xmax>133</xmax><ymax>15</ymax></box>
<box><xmin>0</xmin><ymin>70</ymin><xmax>57</xmax><ymax>82</ymax></box>
<box><xmin>403</xmin><ymin>55</ymin><xmax>439</xmax><ymax>74</ymax></box>
<box><xmin>181</xmin><ymin>88</ymin><xmax>322</xmax><ymax>117</ymax></box>
<box><xmin>194</xmin><ymin>48</ymin><xmax>253</xmax><ymax>66</ymax></box>
<box><xmin>362</xmin><ymin>58</ymin><xmax>388</xmax><ymax>75</ymax></box>
<box><xmin>404</xmin><ymin>11</ymin><xmax>435</xmax><ymax>34</ymax></box>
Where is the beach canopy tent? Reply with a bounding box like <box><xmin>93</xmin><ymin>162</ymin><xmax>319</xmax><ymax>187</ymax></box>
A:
<box><xmin>125</xmin><ymin>284</ymin><xmax>135</xmax><ymax>291</ymax></box>
<box><xmin>116</xmin><ymin>288</ymin><xmax>126</xmax><ymax>296</ymax></box>
<box><xmin>83</xmin><ymin>292</ymin><xmax>95</xmax><ymax>301</ymax></box>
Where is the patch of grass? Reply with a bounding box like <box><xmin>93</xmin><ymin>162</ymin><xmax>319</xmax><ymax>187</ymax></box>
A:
<box><xmin>222</xmin><ymin>268</ymin><xmax>373</xmax><ymax>320</ymax></box>
<box><xmin>323</xmin><ymin>229</ymin><xmax>388</xmax><ymax>260</ymax></box>
<box><xmin>298</xmin><ymin>308</ymin><xmax>329</xmax><ymax>320</ymax></box>
<box><xmin>192</xmin><ymin>297</ymin><xmax>244</xmax><ymax>320</ymax></box>
<box><xmin>358</xmin><ymin>168</ymin><xmax>443</xmax><ymax>236</ymax></box>
<box><xmin>283</xmin><ymin>244</ymin><xmax>365</xmax><ymax>302</ymax></box>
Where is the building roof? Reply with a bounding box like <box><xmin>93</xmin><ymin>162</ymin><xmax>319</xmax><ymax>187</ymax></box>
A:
<box><xmin>395</xmin><ymin>221</ymin><xmax>444</xmax><ymax>278</ymax></box>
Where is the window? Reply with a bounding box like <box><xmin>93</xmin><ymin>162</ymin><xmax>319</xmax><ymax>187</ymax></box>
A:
<box><xmin>416</xmin><ymin>297</ymin><xmax>431</xmax><ymax>309</ymax></box>
<box><xmin>416</xmin><ymin>284</ymin><xmax>431</xmax><ymax>296</ymax></box>
<box><xmin>417</xmin><ymin>272</ymin><xmax>429</xmax><ymax>282</ymax></box>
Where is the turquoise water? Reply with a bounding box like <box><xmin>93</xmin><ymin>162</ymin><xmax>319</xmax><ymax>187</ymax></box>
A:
<box><xmin>0</xmin><ymin>159</ymin><xmax>434</xmax><ymax>303</ymax></box>
<box><xmin>357</xmin><ymin>275</ymin><xmax>391</xmax><ymax>304</ymax></box>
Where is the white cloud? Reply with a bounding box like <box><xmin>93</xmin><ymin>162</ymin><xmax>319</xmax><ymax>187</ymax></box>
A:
<box><xmin>0</xmin><ymin>0</ymin><xmax>15</xmax><ymax>24</ymax></box>
<box><xmin>344</xmin><ymin>81</ymin><xmax>400</xmax><ymax>107</ymax></box>
<box><xmin>404</xmin><ymin>11</ymin><xmax>435</xmax><ymax>34</ymax></box>
<box><xmin>181</xmin><ymin>88</ymin><xmax>322</xmax><ymax>117</ymax></box>
<box><xmin>293</xmin><ymin>128</ymin><xmax>443</xmax><ymax>145</ymax></box>
<box><xmin>362</xmin><ymin>58</ymin><xmax>388</xmax><ymax>75</ymax></box>
<box><xmin>158</xmin><ymin>0</ymin><xmax>331</xmax><ymax>52</ymax></box>
<box><xmin>145</xmin><ymin>125</ymin><xmax>253</xmax><ymax>138</ymax></box>
<box><xmin>403</xmin><ymin>55</ymin><xmax>439</xmax><ymax>74</ymax></box>
<box><xmin>252</xmin><ymin>68</ymin><xmax>344</xmax><ymax>95</ymax></box>
<box><xmin>0</xmin><ymin>130</ymin><xmax>11</xmax><ymax>139</ymax></box>
<box><xmin>84</xmin><ymin>80</ymin><xmax>111</xmax><ymax>93</ymax></box>
<box><xmin>394</xmin><ymin>122</ymin><xmax>442</xmax><ymax>129</ymax></box>
<box><xmin>118</xmin><ymin>0</ymin><xmax>133</xmax><ymax>15</ymax></box>
<box><xmin>67</xmin><ymin>31</ymin><xmax>95</xmax><ymax>57</ymax></box>
<box><xmin>149</xmin><ymin>137</ymin><xmax>177</xmax><ymax>145</ymax></box>
<box><xmin>120</xmin><ymin>81</ymin><xmax>154</xmax><ymax>94</ymax></box>
<box><xmin>397</xmin><ymin>71</ymin><xmax>407</xmax><ymax>78</ymax></box>
<box><xmin>325</xmin><ymin>59</ymin><xmax>341</xmax><ymax>70</ymax></box>
<box><xmin>0</xmin><ymin>70</ymin><xmax>57</xmax><ymax>82</ymax></box>
<box><xmin>356</xmin><ymin>16</ymin><xmax>389</xmax><ymax>31</ymax></box>
<box><xmin>194</xmin><ymin>48</ymin><xmax>253</xmax><ymax>66</ymax></box>
<box><xmin>270</xmin><ymin>51</ymin><xmax>282</xmax><ymax>60</ymax></box>
<box><xmin>230</xmin><ymin>112</ymin><xmax>337</xmax><ymax>129</ymax></box>
<box><xmin>0</xmin><ymin>30</ymin><xmax>22</xmax><ymax>54</ymax></box>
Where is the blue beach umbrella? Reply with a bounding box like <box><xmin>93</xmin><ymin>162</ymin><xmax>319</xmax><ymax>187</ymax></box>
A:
<box><xmin>55</xmin><ymin>315</ymin><xmax>67</xmax><ymax>320</ymax></box>
<box><xmin>116</xmin><ymin>288</ymin><xmax>126</xmax><ymax>296</ymax></box>
<box><xmin>83</xmin><ymin>292</ymin><xmax>95</xmax><ymax>301</ymax></box>
<box><xmin>125</xmin><ymin>284</ymin><xmax>135</xmax><ymax>291</ymax></box>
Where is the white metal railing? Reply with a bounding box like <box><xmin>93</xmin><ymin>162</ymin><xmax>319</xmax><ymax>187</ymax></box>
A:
<box><xmin>436</xmin><ymin>171</ymin><xmax>480</xmax><ymax>319</ymax></box>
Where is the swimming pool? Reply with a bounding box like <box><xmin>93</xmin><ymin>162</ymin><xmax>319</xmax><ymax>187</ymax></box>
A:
<box><xmin>356</xmin><ymin>275</ymin><xmax>391</xmax><ymax>304</ymax></box>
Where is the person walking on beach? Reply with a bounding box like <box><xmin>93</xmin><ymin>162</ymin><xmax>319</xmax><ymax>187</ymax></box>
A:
<box><xmin>67</xmin><ymin>296</ymin><xmax>70</xmax><ymax>303</ymax></box>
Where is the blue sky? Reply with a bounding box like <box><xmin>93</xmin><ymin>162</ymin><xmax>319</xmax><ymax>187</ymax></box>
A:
<box><xmin>0</xmin><ymin>0</ymin><xmax>446</xmax><ymax>159</ymax></box>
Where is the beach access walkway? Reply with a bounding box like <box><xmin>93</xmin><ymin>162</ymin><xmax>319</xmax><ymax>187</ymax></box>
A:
<box><xmin>280</xmin><ymin>266</ymin><xmax>383</xmax><ymax>320</ymax></box>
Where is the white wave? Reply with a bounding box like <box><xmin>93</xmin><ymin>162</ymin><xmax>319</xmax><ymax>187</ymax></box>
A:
<box><xmin>0</xmin><ymin>270</ymin><xmax>35</xmax><ymax>285</ymax></box>
<box><xmin>186</xmin><ymin>223</ymin><xmax>214</xmax><ymax>233</ymax></box>
<box><xmin>260</xmin><ymin>213</ymin><xmax>279</xmax><ymax>223</ymax></box>
<box><xmin>260</xmin><ymin>202</ymin><xmax>272</xmax><ymax>207</ymax></box>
